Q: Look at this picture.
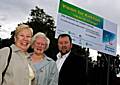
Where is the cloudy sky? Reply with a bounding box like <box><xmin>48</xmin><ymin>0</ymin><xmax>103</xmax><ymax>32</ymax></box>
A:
<box><xmin>0</xmin><ymin>0</ymin><xmax>120</xmax><ymax>55</ymax></box>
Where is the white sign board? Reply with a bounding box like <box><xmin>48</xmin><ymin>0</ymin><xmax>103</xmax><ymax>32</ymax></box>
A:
<box><xmin>55</xmin><ymin>0</ymin><xmax>117</xmax><ymax>56</ymax></box>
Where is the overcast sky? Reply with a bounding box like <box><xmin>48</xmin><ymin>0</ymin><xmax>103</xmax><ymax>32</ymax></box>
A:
<box><xmin>0</xmin><ymin>0</ymin><xmax>120</xmax><ymax>55</ymax></box>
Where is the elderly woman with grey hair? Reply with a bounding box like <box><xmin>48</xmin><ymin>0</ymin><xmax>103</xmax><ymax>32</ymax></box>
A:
<box><xmin>30</xmin><ymin>32</ymin><xmax>58</xmax><ymax>85</ymax></box>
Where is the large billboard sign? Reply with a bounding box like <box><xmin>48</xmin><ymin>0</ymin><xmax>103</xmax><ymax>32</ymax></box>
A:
<box><xmin>55</xmin><ymin>0</ymin><xmax>117</xmax><ymax>56</ymax></box>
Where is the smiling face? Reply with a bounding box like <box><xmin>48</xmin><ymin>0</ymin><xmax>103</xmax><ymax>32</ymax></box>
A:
<box><xmin>14</xmin><ymin>28</ymin><xmax>32</xmax><ymax>52</ymax></box>
<box><xmin>32</xmin><ymin>37</ymin><xmax>46</xmax><ymax>55</ymax></box>
<box><xmin>58</xmin><ymin>36</ymin><xmax>72</xmax><ymax>55</ymax></box>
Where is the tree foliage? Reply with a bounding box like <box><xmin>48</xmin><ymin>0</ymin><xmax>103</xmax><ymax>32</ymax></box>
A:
<box><xmin>27</xmin><ymin>6</ymin><xmax>56</xmax><ymax>35</ymax></box>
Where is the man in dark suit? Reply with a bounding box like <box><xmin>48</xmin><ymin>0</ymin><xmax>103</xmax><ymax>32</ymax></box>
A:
<box><xmin>55</xmin><ymin>34</ymin><xmax>86</xmax><ymax>85</ymax></box>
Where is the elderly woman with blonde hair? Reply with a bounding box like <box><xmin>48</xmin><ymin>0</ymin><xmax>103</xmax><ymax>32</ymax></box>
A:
<box><xmin>30</xmin><ymin>32</ymin><xmax>58</xmax><ymax>85</ymax></box>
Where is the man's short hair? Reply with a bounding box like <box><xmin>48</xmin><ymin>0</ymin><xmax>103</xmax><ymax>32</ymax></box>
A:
<box><xmin>58</xmin><ymin>34</ymin><xmax>72</xmax><ymax>43</ymax></box>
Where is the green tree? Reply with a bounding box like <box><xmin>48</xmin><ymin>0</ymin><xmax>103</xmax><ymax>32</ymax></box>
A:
<box><xmin>27</xmin><ymin>6</ymin><xmax>56</xmax><ymax>35</ymax></box>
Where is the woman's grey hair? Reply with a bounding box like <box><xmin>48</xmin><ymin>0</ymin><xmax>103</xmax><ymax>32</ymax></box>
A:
<box><xmin>31</xmin><ymin>32</ymin><xmax>50</xmax><ymax>51</ymax></box>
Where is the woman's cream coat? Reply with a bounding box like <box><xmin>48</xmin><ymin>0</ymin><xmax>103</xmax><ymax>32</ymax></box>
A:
<box><xmin>0</xmin><ymin>44</ymin><xmax>36</xmax><ymax>85</ymax></box>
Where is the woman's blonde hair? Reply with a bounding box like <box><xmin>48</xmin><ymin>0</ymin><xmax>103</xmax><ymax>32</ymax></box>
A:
<box><xmin>31</xmin><ymin>32</ymin><xmax>50</xmax><ymax>51</ymax></box>
<box><xmin>14</xmin><ymin>24</ymin><xmax>33</xmax><ymax>37</ymax></box>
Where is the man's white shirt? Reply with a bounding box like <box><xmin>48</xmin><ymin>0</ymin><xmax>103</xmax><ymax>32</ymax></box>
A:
<box><xmin>56</xmin><ymin>51</ymin><xmax>70</xmax><ymax>72</ymax></box>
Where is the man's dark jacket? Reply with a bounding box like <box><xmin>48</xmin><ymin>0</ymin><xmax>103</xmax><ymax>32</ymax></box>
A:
<box><xmin>54</xmin><ymin>51</ymin><xmax>86</xmax><ymax>85</ymax></box>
